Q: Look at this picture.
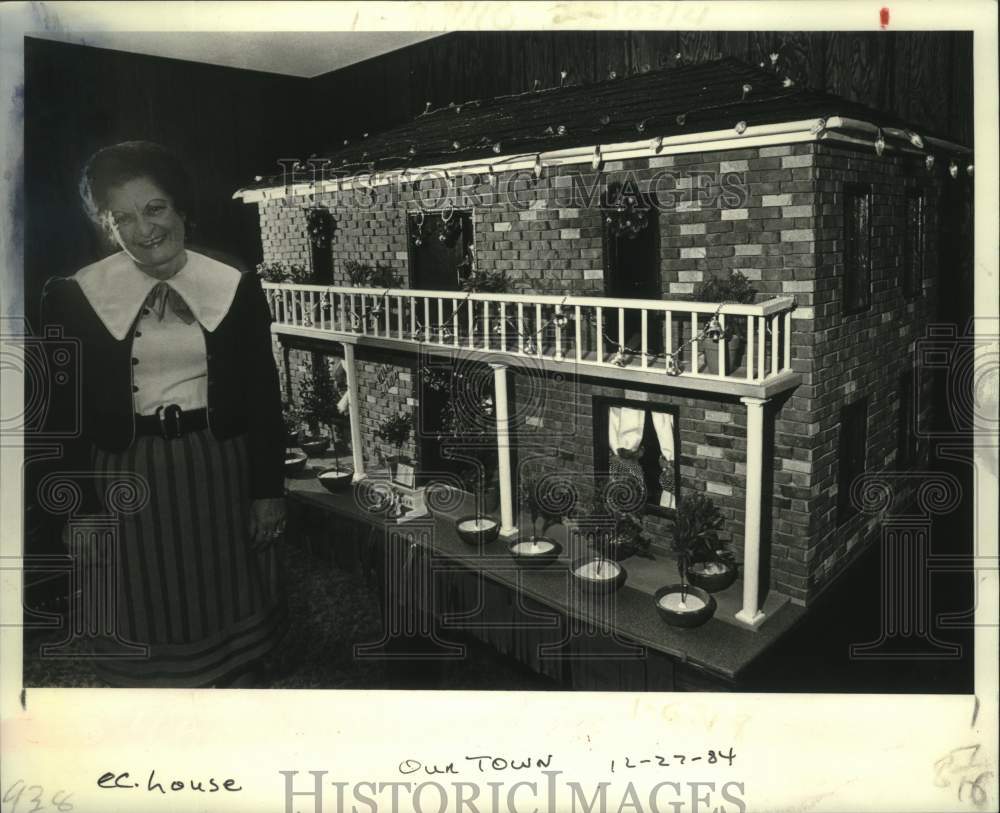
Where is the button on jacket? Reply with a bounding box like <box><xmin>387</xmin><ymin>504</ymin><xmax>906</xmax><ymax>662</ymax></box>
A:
<box><xmin>40</xmin><ymin>250</ymin><xmax>285</xmax><ymax>504</ymax></box>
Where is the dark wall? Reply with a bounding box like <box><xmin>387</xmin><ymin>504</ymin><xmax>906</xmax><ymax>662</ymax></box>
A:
<box><xmin>24</xmin><ymin>37</ymin><xmax>310</xmax><ymax>324</ymax></box>
<box><xmin>304</xmin><ymin>31</ymin><xmax>974</xmax><ymax>154</ymax></box>
<box><xmin>25</xmin><ymin>31</ymin><xmax>973</xmax><ymax>327</ymax></box>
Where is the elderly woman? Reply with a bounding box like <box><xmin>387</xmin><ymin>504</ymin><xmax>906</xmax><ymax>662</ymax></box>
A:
<box><xmin>40</xmin><ymin>141</ymin><xmax>287</xmax><ymax>687</ymax></box>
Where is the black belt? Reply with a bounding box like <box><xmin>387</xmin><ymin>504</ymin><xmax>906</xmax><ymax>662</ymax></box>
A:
<box><xmin>134</xmin><ymin>405</ymin><xmax>208</xmax><ymax>439</ymax></box>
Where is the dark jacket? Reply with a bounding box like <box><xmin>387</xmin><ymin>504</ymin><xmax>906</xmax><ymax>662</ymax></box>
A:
<box><xmin>39</xmin><ymin>265</ymin><xmax>285</xmax><ymax>508</ymax></box>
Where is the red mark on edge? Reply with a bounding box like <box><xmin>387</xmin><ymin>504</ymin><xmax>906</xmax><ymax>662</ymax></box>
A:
<box><xmin>880</xmin><ymin>7</ymin><xmax>890</xmax><ymax>29</ymax></box>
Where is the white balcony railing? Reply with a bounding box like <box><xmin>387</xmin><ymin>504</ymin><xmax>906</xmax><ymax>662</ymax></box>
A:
<box><xmin>263</xmin><ymin>283</ymin><xmax>796</xmax><ymax>384</ymax></box>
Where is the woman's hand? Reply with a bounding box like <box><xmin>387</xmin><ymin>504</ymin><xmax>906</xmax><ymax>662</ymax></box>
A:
<box><xmin>249</xmin><ymin>497</ymin><xmax>287</xmax><ymax>549</ymax></box>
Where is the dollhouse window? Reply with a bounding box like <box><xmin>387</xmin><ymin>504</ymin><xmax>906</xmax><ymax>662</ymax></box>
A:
<box><xmin>897</xmin><ymin>370</ymin><xmax>917</xmax><ymax>467</ymax></box>
<box><xmin>837</xmin><ymin>396</ymin><xmax>869</xmax><ymax>523</ymax></box>
<box><xmin>408</xmin><ymin>209</ymin><xmax>473</xmax><ymax>291</ymax></box>
<box><xmin>843</xmin><ymin>183</ymin><xmax>872</xmax><ymax>313</ymax></box>
<box><xmin>594</xmin><ymin>398</ymin><xmax>679</xmax><ymax>515</ymax></box>
<box><xmin>903</xmin><ymin>189</ymin><xmax>925</xmax><ymax>298</ymax></box>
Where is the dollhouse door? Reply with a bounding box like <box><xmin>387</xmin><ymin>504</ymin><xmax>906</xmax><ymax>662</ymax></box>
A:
<box><xmin>603</xmin><ymin>188</ymin><xmax>661</xmax><ymax>351</ymax></box>
<box><xmin>409</xmin><ymin>211</ymin><xmax>472</xmax><ymax>291</ymax></box>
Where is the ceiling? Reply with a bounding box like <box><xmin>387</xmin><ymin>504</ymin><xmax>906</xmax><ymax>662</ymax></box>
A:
<box><xmin>29</xmin><ymin>31</ymin><xmax>444</xmax><ymax>78</ymax></box>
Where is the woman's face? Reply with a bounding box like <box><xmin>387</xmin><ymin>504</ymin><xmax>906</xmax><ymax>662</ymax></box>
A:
<box><xmin>104</xmin><ymin>176</ymin><xmax>186</xmax><ymax>274</ymax></box>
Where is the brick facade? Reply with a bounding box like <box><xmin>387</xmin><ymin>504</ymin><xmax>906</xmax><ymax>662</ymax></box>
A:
<box><xmin>256</xmin><ymin>138</ymin><xmax>939</xmax><ymax>606</ymax></box>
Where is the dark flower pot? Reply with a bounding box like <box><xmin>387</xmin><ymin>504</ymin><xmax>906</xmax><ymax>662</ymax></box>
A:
<box><xmin>508</xmin><ymin>536</ymin><xmax>562</xmax><ymax>568</ymax></box>
<box><xmin>301</xmin><ymin>437</ymin><xmax>329</xmax><ymax>458</ymax></box>
<box><xmin>286</xmin><ymin>429</ymin><xmax>301</xmax><ymax>448</ymax></box>
<box><xmin>700</xmin><ymin>332</ymin><xmax>746</xmax><ymax>376</ymax></box>
<box><xmin>284</xmin><ymin>450</ymin><xmax>308</xmax><ymax>476</ymax></box>
<box><xmin>687</xmin><ymin>560</ymin><xmax>738</xmax><ymax>592</ymax></box>
<box><xmin>455</xmin><ymin>515</ymin><xmax>500</xmax><ymax>547</ymax></box>
<box><xmin>316</xmin><ymin>467</ymin><xmax>354</xmax><ymax>494</ymax></box>
<box><xmin>570</xmin><ymin>556</ymin><xmax>627</xmax><ymax>594</ymax></box>
<box><xmin>653</xmin><ymin>584</ymin><xmax>717</xmax><ymax>628</ymax></box>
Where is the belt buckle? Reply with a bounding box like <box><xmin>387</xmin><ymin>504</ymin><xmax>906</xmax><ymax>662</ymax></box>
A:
<box><xmin>156</xmin><ymin>404</ymin><xmax>183</xmax><ymax>439</ymax></box>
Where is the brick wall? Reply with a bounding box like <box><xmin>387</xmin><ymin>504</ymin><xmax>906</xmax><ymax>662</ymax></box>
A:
<box><xmin>793</xmin><ymin>142</ymin><xmax>942</xmax><ymax>600</ymax></box>
<box><xmin>255</xmin><ymin>138</ymin><xmax>940</xmax><ymax>606</ymax></box>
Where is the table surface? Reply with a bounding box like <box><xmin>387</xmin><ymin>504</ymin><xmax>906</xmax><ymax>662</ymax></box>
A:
<box><xmin>286</xmin><ymin>459</ymin><xmax>805</xmax><ymax>682</ymax></box>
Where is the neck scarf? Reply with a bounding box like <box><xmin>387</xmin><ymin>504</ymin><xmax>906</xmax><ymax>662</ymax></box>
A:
<box><xmin>145</xmin><ymin>281</ymin><xmax>195</xmax><ymax>324</ymax></box>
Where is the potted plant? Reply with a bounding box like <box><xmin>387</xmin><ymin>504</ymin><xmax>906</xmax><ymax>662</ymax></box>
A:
<box><xmin>344</xmin><ymin>259</ymin><xmax>398</xmax><ymax>288</ymax></box>
<box><xmin>298</xmin><ymin>360</ymin><xmax>343</xmax><ymax>457</ymax></box>
<box><xmin>677</xmin><ymin>493</ymin><xmax>738</xmax><ymax>592</ymax></box>
<box><xmin>692</xmin><ymin>271</ymin><xmax>757</xmax><ymax>375</ymax></box>
<box><xmin>507</xmin><ymin>472</ymin><xmax>562</xmax><ymax>566</ymax></box>
<box><xmin>654</xmin><ymin>493</ymin><xmax>725</xmax><ymax>628</ymax></box>
<box><xmin>375</xmin><ymin>412</ymin><xmax>412</xmax><ymax>482</ymax></box>
<box><xmin>454</xmin><ymin>450</ymin><xmax>501</xmax><ymax>548</ymax></box>
<box><xmin>316</xmin><ymin>435</ymin><xmax>354</xmax><ymax>493</ymax></box>
<box><xmin>282</xmin><ymin>400</ymin><xmax>302</xmax><ymax>448</ymax></box>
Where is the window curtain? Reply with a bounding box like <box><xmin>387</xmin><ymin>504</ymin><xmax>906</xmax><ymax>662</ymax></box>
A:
<box><xmin>332</xmin><ymin>359</ymin><xmax>350</xmax><ymax>414</ymax></box>
<box><xmin>607</xmin><ymin>406</ymin><xmax>646</xmax><ymax>503</ymax></box>
<box><xmin>650</xmin><ymin>411</ymin><xmax>676</xmax><ymax>509</ymax></box>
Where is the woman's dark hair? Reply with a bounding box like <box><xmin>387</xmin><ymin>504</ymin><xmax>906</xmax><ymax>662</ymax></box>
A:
<box><xmin>79</xmin><ymin>141</ymin><xmax>195</xmax><ymax>227</ymax></box>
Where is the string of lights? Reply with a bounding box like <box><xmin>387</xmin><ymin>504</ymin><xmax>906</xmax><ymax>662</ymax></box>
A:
<box><xmin>293</xmin><ymin>287</ymin><xmax>749</xmax><ymax>377</ymax></box>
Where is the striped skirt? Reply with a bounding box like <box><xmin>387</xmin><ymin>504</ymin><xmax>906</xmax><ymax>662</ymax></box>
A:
<box><xmin>89</xmin><ymin>428</ymin><xmax>287</xmax><ymax>687</ymax></box>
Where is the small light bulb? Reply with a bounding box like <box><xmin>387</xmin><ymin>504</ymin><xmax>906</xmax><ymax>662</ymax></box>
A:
<box><xmin>966</xmin><ymin>164</ymin><xmax>974</xmax><ymax>178</ymax></box>
<box><xmin>925</xmin><ymin>154</ymin><xmax>935</xmax><ymax>171</ymax></box>
<box><xmin>741</xmin><ymin>83</ymin><xmax>752</xmax><ymax>99</ymax></box>
<box><xmin>874</xmin><ymin>131</ymin><xmax>886</xmax><ymax>157</ymax></box>
<box><xmin>907</xmin><ymin>131</ymin><xmax>924</xmax><ymax>149</ymax></box>
<box><xmin>782</xmin><ymin>77</ymin><xmax>795</xmax><ymax>88</ymax></box>
<box><xmin>734</xmin><ymin>120</ymin><xmax>748</xmax><ymax>135</ymax></box>
<box><xmin>949</xmin><ymin>160</ymin><xmax>958</xmax><ymax>179</ymax></box>
<box><xmin>810</xmin><ymin>118</ymin><xmax>826</xmax><ymax>135</ymax></box>
<box><xmin>492</xmin><ymin>142</ymin><xmax>502</xmax><ymax>153</ymax></box>
<box><xmin>676</xmin><ymin>113</ymin><xmax>687</xmax><ymax>126</ymax></box>
<box><xmin>591</xmin><ymin>145</ymin><xmax>603</xmax><ymax>170</ymax></box>
<box><xmin>534</xmin><ymin>154</ymin><xmax>543</xmax><ymax>179</ymax></box>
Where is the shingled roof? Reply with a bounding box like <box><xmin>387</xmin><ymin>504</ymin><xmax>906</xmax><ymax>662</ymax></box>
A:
<box><xmin>241</xmin><ymin>57</ymin><xmax>970</xmax><ymax>193</ymax></box>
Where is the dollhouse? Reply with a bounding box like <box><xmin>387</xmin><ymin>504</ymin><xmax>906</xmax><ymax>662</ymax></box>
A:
<box><xmin>236</xmin><ymin>58</ymin><xmax>972</xmax><ymax>633</ymax></box>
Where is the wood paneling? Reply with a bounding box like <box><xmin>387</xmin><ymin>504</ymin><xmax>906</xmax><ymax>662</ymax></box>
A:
<box><xmin>306</xmin><ymin>31</ymin><xmax>972</xmax><ymax>149</ymax></box>
<box><xmin>25</xmin><ymin>31</ymin><xmax>973</xmax><ymax>325</ymax></box>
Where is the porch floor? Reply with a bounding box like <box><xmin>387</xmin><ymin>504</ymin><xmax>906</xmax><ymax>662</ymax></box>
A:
<box><xmin>287</xmin><ymin>456</ymin><xmax>805</xmax><ymax>684</ymax></box>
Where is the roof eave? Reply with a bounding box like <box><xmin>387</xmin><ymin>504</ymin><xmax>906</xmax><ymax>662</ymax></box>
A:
<box><xmin>233</xmin><ymin>115</ymin><xmax>972</xmax><ymax>203</ymax></box>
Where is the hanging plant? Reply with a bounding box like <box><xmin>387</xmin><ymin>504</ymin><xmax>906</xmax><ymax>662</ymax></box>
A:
<box><xmin>604</xmin><ymin>186</ymin><xmax>650</xmax><ymax>239</ymax></box>
<box><xmin>304</xmin><ymin>206</ymin><xmax>335</xmax><ymax>248</ymax></box>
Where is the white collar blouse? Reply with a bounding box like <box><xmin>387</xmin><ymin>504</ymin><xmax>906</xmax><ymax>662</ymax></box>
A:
<box><xmin>73</xmin><ymin>250</ymin><xmax>242</xmax><ymax>416</ymax></box>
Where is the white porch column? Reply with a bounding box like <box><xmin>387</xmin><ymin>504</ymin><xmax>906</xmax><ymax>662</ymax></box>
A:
<box><xmin>736</xmin><ymin>395</ymin><xmax>769</xmax><ymax>628</ymax></box>
<box><xmin>341</xmin><ymin>342</ymin><xmax>366</xmax><ymax>481</ymax></box>
<box><xmin>490</xmin><ymin>363</ymin><xmax>517</xmax><ymax>538</ymax></box>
